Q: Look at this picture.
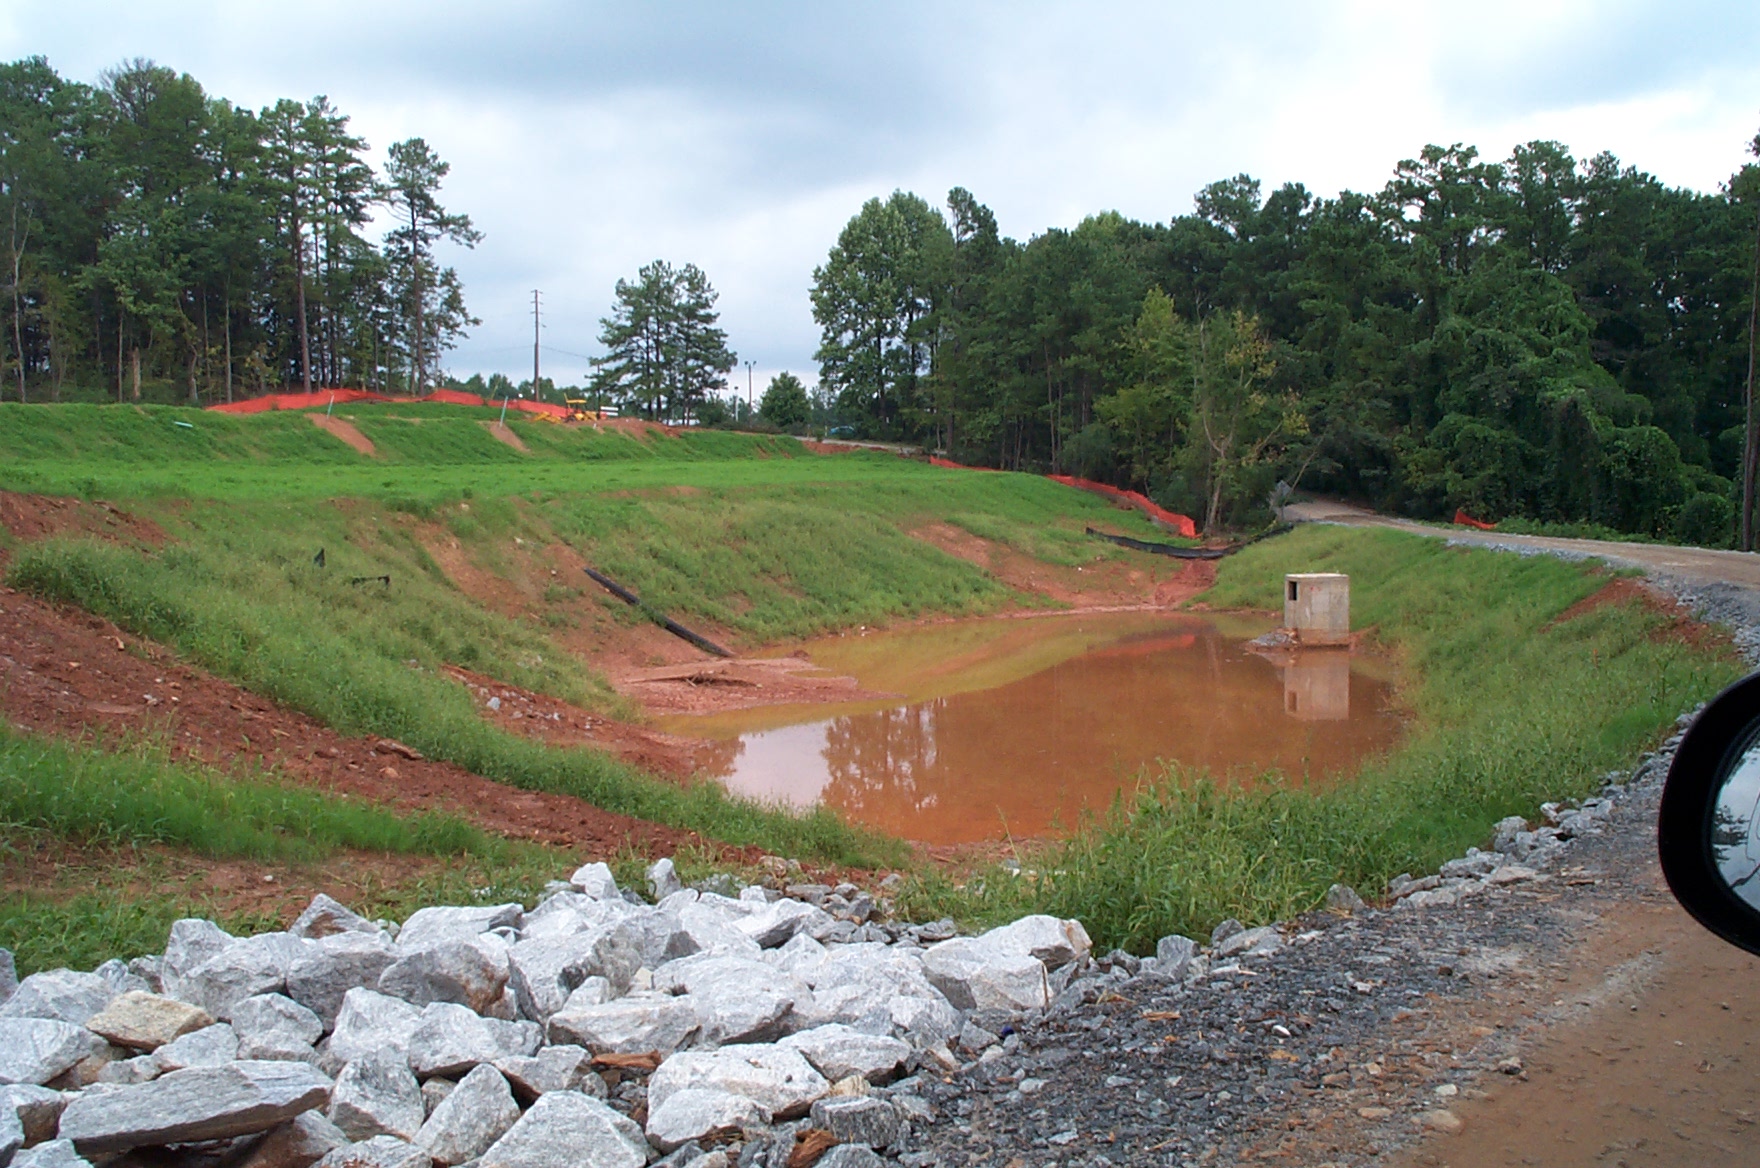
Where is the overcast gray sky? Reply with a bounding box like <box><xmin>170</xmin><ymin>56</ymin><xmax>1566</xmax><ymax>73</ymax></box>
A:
<box><xmin>5</xmin><ymin>1</ymin><xmax>1758</xmax><ymax>393</ymax></box>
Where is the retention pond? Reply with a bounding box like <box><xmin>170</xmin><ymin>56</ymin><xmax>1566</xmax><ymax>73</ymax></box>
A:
<box><xmin>659</xmin><ymin>611</ymin><xmax>1404</xmax><ymax>845</ymax></box>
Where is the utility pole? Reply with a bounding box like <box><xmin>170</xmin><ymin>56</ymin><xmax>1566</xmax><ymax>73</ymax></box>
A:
<box><xmin>532</xmin><ymin>289</ymin><xmax>542</xmax><ymax>401</ymax></box>
<box><xmin>745</xmin><ymin>360</ymin><xmax>756</xmax><ymax>420</ymax></box>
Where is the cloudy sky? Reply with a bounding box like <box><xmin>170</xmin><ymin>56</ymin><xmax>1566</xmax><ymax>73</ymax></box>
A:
<box><xmin>5</xmin><ymin>1</ymin><xmax>1758</xmax><ymax>393</ymax></box>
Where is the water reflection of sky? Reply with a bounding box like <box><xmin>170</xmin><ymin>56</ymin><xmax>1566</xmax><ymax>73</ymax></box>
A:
<box><xmin>1714</xmin><ymin>741</ymin><xmax>1760</xmax><ymax>906</ymax></box>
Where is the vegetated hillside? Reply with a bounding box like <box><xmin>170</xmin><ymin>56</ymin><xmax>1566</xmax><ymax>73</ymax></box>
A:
<box><xmin>904</xmin><ymin>524</ymin><xmax>1744</xmax><ymax>951</ymax></box>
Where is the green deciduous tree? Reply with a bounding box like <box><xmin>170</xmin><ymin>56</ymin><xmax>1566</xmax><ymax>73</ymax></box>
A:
<box><xmin>759</xmin><ymin>370</ymin><xmax>810</xmax><ymax>429</ymax></box>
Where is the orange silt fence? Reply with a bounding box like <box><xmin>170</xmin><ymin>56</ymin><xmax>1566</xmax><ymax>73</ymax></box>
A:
<box><xmin>1047</xmin><ymin>474</ymin><xmax>1199</xmax><ymax>538</ymax></box>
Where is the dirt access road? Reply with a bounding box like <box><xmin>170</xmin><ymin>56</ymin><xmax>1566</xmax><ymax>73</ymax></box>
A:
<box><xmin>1283</xmin><ymin>500</ymin><xmax>1760</xmax><ymax>1167</ymax></box>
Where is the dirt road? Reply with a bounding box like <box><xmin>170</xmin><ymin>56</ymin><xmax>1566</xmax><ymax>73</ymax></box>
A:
<box><xmin>1283</xmin><ymin>500</ymin><xmax>1760</xmax><ymax>1166</ymax></box>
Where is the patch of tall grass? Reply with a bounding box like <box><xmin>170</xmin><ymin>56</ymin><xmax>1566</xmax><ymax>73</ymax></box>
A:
<box><xmin>900</xmin><ymin>525</ymin><xmax>1744</xmax><ymax>951</ymax></box>
<box><xmin>0</xmin><ymin>725</ymin><xmax>489</xmax><ymax>861</ymax></box>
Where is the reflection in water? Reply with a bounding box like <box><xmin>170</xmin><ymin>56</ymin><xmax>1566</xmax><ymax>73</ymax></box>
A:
<box><xmin>1282</xmin><ymin>652</ymin><xmax>1351</xmax><ymax>721</ymax></box>
<box><xmin>668</xmin><ymin>613</ymin><xmax>1402</xmax><ymax>845</ymax></box>
<box><xmin>1713</xmin><ymin>739</ymin><xmax>1760</xmax><ymax>906</ymax></box>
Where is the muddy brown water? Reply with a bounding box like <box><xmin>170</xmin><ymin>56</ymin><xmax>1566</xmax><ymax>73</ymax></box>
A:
<box><xmin>659</xmin><ymin>611</ymin><xmax>1404</xmax><ymax>844</ymax></box>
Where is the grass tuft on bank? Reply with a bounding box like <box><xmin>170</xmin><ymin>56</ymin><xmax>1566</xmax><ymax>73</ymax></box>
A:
<box><xmin>901</xmin><ymin>525</ymin><xmax>1744</xmax><ymax>951</ymax></box>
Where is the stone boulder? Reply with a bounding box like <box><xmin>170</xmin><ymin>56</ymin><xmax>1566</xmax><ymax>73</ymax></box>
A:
<box><xmin>1215</xmin><ymin>926</ymin><xmax>1281</xmax><ymax>960</ymax></box>
<box><xmin>291</xmin><ymin>896</ymin><xmax>382</xmax><ymax>941</ymax></box>
<box><xmin>652</xmin><ymin>954</ymin><xmax>811</xmax><ymax>1046</ymax></box>
<box><xmin>0</xmin><ymin>971</ymin><xmax>116</xmax><ymax>1026</ymax></box>
<box><xmin>393</xmin><ymin>905</ymin><xmax>522</xmax><ymax>953</ymax></box>
<box><xmin>57</xmin><ymin>1060</ymin><xmax>333</xmax><ymax>1154</ymax></box>
<box><xmin>1</xmin><ymin>1082</ymin><xmax>67</xmax><ymax>1144</ymax></box>
<box><xmin>569</xmin><ymin>863</ymin><xmax>620</xmax><ymax>901</ymax></box>
<box><xmin>810</xmin><ymin>1095</ymin><xmax>902</xmax><ymax>1149</ymax></box>
<box><xmin>506</xmin><ymin>925</ymin><xmax>642</xmax><ymax>1021</ymax></box>
<box><xmin>647</xmin><ymin>1044</ymin><xmax>828</xmax><ymax>1120</ymax></box>
<box><xmin>84</xmin><ymin>991</ymin><xmax>213</xmax><ymax>1052</ymax></box>
<box><xmin>546</xmin><ymin>993</ymin><xmax>700</xmax><ymax>1057</ymax></box>
<box><xmin>406</xmin><ymin>1002</ymin><xmax>540</xmax><ymax>1079</ymax></box>
<box><xmin>10</xmin><ymin>1140</ymin><xmax>91</xmax><ymax>1168</ymax></box>
<box><xmin>177</xmin><ymin>934</ymin><xmax>312</xmax><ymax>1021</ymax></box>
<box><xmin>493</xmin><ymin>1045</ymin><xmax>600</xmax><ymax>1102</ymax></box>
<box><xmin>152</xmin><ymin>1022</ymin><xmax>238</xmax><ymax>1071</ymax></box>
<box><xmin>978</xmin><ymin>916</ymin><xmax>1091</xmax><ymax>969</ymax></box>
<box><xmin>286</xmin><ymin>934</ymin><xmax>398</xmax><ymax>1028</ymax></box>
<box><xmin>325</xmin><ymin>991</ymin><xmax>422</xmax><ymax>1067</ymax></box>
<box><xmin>644</xmin><ymin>1087</ymin><xmax>765</xmax><ymax>1153</ymax></box>
<box><xmin>647</xmin><ymin>858</ymin><xmax>684</xmax><ymax>902</ymax></box>
<box><xmin>414</xmin><ymin>1063</ymin><xmax>519</xmax><ymax>1165</ymax></box>
<box><xmin>780</xmin><ymin>1025</ymin><xmax>910</xmax><ymax>1083</ymax></box>
<box><xmin>159</xmin><ymin>919</ymin><xmax>233</xmax><ymax>1000</ymax></box>
<box><xmin>233</xmin><ymin>994</ymin><xmax>324</xmax><ymax>1062</ymax></box>
<box><xmin>736</xmin><ymin>900</ymin><xmax>834</xmax><ymax>949</ymax></box>
<box><xmin>377</xmin><ymin>938</ymin><xmax>508</xmax><ymax>1015</ymax></box>
<box><xmin>479</xmin><ymin>1091</ymin><xmax>648</xmax><ymax>1168</ymax></box>
<box><xmin>328</xmin><ymin>1048</ymin><xmax>424</xmax><ymax>1142</ymax></box>
<box><xmin>0</xmin><ymin>1018</ymin><xmax>93</xmax><ymax>1085</ymax></box>
<box><xmin>921</xmin><ymin>937</ymin><xmax>1047</xmax><ymax>1012</ymax></box>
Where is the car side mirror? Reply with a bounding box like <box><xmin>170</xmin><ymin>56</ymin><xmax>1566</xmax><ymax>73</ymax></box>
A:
<box><xmin>1659</xmin><ymin>672</ymin><xmax>1760</xmax><ymax>956</ymax></box>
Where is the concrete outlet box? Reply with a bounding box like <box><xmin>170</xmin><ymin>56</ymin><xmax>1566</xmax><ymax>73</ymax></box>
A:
<box><xmin>1284</xmin><ymin>573</ymin><xmax>1350</xmax><ymax>646</ymax></box>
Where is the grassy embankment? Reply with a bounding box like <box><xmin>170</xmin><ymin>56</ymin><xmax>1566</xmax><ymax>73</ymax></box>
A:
<box><xmin>0</xmin><ymin>724</ymin><xmax>592</xmax><ymax>972</ymax></box>
<box><xmin>0</xmin><ymin>402</ymin><xmax>1177</xmax><ymax>965</ymax></box>
<box><xmin>903</xmin><ymin>523</ymin><xmax>1745</xmax><ymax>951</ymax></box>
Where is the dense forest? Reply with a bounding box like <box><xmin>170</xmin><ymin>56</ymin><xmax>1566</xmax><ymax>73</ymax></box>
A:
<box><xmin>0</xmin><ymin>56</ymin><xmax>478</xmax><ymax>405</ymax></box>
<box><xmin>812</xmin><ymin>139</ymin><xmax>1760</xmax><ymax>542</ymax></box>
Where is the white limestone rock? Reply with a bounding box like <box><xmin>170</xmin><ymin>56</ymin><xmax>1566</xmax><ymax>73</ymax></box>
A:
<box><xmin>736</xmin><ymin>900</ymin><xmax>835</xmax><ymax>949</ymax></box>
<box><xmin>978</xmin><ymin>915</ymin><xmax>1091</xmax><ymax>969</ymax></box>
<box><xmin>506</xmin><ymin>925</ymin><xmax>642</xmax><ymax>1021</ymax></box>
<box><xmin>0</xmin><ymin>1018</ymin><xmax>92</xmax><ymax>1085</ymax></box>
<box><xmin>393</xmin><ymin>905</ymin><xmax>522</xmax><ymax>953</ymax></box>
<box><xmin>493</xmin><ymin>1044</ymin><xmax>602</xmax><ymax>1102</ymax></box>
<box><xmin>0</xmin><ymin>950</ymin><xmax>15</xmax><ymax>1005</ymax></box>
<box><xmin>179</xmin><ymin>934</ymin><xmax>312</xmax><ymax>1021</ymax></box>
<box><xmin>0</xmin><ymin>971</ymin><xmax>116</xmax><ymax>1026</ymax></box>
<box><xmin>160</xmin><ymin>919</ymin><xmax>234</xmax><ymax>1001</ymax></box>
<box><xmin>291</xmin><ymin>896</ymin><xmax>382</xmax><ymax>941</ymax></box>
<box><xmin>83</xmin><ymin>991</ymin><xmax>213</xmax><ymax>1052</ymax></box>
<box><xmin>546</xmin><ymin>993</ymin><xmax>700</xmax><ymax>1057</ymax></box>
<box><xmin>1</xmin><ymin>1099</ymin><xmax>20</xmax><ymax>1167</ymax></box>
<box><xmin>652</xmin><ymin>954</ymin><xmax>811</xmax><ymax>1046</ymax></box>
<box><xmin>233</xmin><ymin>994</ymin><xmax>324</xmax><ymax>1062</ymax></box>
<box><xmin>325</xmin><ymin>990</ymin><xmax>423</xmax><ymax>1068</ymax></box>
<box><xmin>809</xmin><ymin>1095</ymin><xmax>902</xmax><ymax>1149</ymax></box>
<box><xmin>479</xmin><ymin>1091</ymin><xmax>647</xmax><ymax>1168</ymax></box>
<box><xmin>780</xmin><ymin>1024</ymin><xmax>910</xmax><ymax>1083</ymax></box>
<box><xmin>644</xmin><ymin>1087</ymin><xmax>765</xmax><ymax>1153</ymax></box>
<box><xmin>377</xmin><ymin>937</ymin><xmax>508</xmax><ymax>1015</ymax></box>
<box><xmin>647</xmin><ymin>1044</ymin><xmax>828</xmax><ymax>1120</ymax></box>
<box><xmin>95</xmin><ymin>1055</ymin><xmax>161</xmax><ymax>1085</ymax></box>
<box><xmin>647</xmin><ymin>858</ymin><xmax>684</xmax><ymax>902</ymax></box>
<box><xmin>56</xmin><ymin>1060</ymin><xmax>333</xmax><ymax>1154</ymax></box>
<box><xmin>405</xmin><ymin>1002</ymin><xmax>540</xmax><ymax>1079</ymax></box>
<box><xmin>921</xmin><ymin>936</ymin><xmax>1047</xmax><ymax>1012</ymax></box>
<box><xmin>1</xmin><ymin>1082</ymin><xmax>67</xmax><ymax>1144</ymax></box>
<box><xmin>10</xmin><ymin>1140</ymin><xmax>90</xmax><ymax>1168</ymax></box>
<box><xmin>151</xmin><ymin>1022</ymin><xmax>239</xmax><ymax>1072</ymax></box>
<box><xmin>328</xmin><ymin>1048</ymin><xmax>424</xmax><ymax>1142</ymax></box>
<box><xmin>1215</xmin><ymin>925</ymin><xmax>1282</xmax><ymax>959</ymax></box>
<box><xmin>286</xmin><ymin>934</ymin><xmax>398</xmax><ymax>1028</ymax></box>
<box><xmin>414</xmin><ymin>1062</ymin><xmax>520</xmax><ymax>1166</ymax></box>
<box><xmin>569</xmin><ymin>863</ymin><xmax>620</xmax><ymax>901</ymax></box>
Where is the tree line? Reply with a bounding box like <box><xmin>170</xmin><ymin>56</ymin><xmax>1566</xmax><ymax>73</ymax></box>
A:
<box><xmin>811</xmin><ymin>138</ymin><xmax>1760</xmax><ymax>543</ymax></box>
<box><xmin>0</xmin><ymin>56</ymin><xmax>478</xmax><ymax>405</ymax></box>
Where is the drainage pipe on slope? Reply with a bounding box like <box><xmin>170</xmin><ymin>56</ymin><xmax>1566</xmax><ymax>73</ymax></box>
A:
<box><xmin>582</xmin><ymin>566</ymin><xmax>735</xmax><ymax>659</ymax></box>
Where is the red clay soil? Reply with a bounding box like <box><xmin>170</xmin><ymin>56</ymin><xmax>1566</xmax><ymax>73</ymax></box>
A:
<box><xmin>1547</xmin><ymin>576</ymin><xmax>1736</xmax><ymax>653</ymax></box>
<box><xmin>0</xmin><ymin>492</ymin><xmax>167</xmax><ymax>548</ymax></box>
<box><xmin>309</xmin><ymin>413</ymin><xmax>376</xmax><ymax>456</ymax></box>
<box><xmin>0</xmin><ymin>583</ymin><xmax>709</xmax><ymax>857</ymax></box>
